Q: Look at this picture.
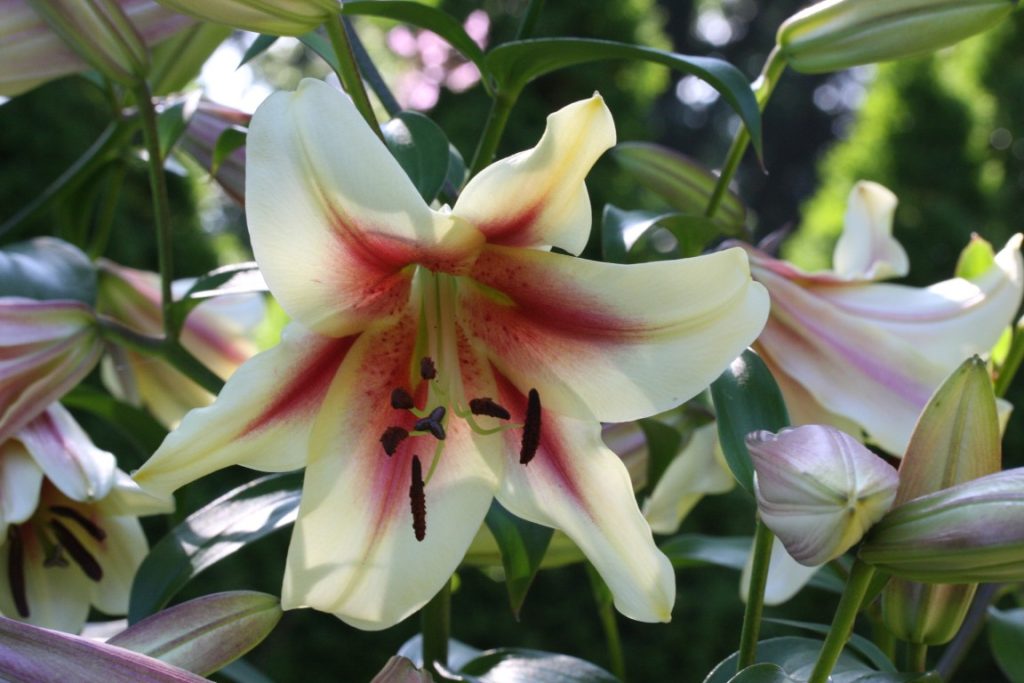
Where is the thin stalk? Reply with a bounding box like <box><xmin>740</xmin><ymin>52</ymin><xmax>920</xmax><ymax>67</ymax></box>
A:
<box><xmin>468</xmin><ymin>90</ymin><xmax>516</xmax><ymax>177</ymax></box>
<box><xmin>808</xmin><ymin>560</ymin><xmax>876</xmax><ymax>683</ymax></box>
<box><xmin>88</xmin><ymin>162</ymin><xmax>126</xmax><ymax>258</ymax></box>
<box><xmin>995</xmin><ymin>328</ymin><xmax>1024</xmax><ymax>397</ymax></box>
<box><xmin>325</xmin><ymin>16</ymin><xmax>382</xmax><ymax>140</ymax></box>
<box><xmin>133</xmin><ymin>82</ymin><xmax>178</xmax><ymax>340</ymax></box>
<box><xmin>738</xmin><ymin>519</ymin><xmax>775</xmax><ymax>670</ymax></box>
<box><xmin>587</xmin><ymin>564</ymin><xmax>626</xmax><ymax>680</ymax></box>
<box><xmin>515</xmin><ymin>0</ymin><xmax>546</xmax><ymax>39</ymax></box>
<box><xmin>704</xmin><ymin>47</ymin><xmax>786</xmax><ymax>222</ymax></box>
<box><xmin>345</xmin><ymin>17</ymin><xmax>401</xmax><ymax>117</ymax></box>
<box><xmin>421</xmin><ymin>579</ymin><xmax>452</xmax><ymax>677</ymax></box>
<box><xmin>935</xmin><ymin>583</ymin><xmax>1001</xmax><ymax>680</ymax></box>
<box><xmin>905</xmin><ymin>642</ymin><xmax>928</xmax><ymax>672</ymax></box>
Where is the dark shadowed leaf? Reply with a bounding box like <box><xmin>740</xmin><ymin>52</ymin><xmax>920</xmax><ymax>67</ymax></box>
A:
<box><xmin>988</xmin><ymin>606</ymin><xmax>1024</xmax><ymax>682</ymax></box>
<box><xmin>239</xmin><ymin>34</ymin><xmax>278</xmax><ymax>67</ymax></box>
<box><xmin>0</xmin><ymin>237</ymin><xmax>97</xmax><ymax>303</ymax></box>
<box><xmin>383</xmin><ymin>111</ymin><xmax>452</xmax><ymax>202</ymax></box>
<box><xmin>484</xmin><ymin>500</ymin><xmax>553</xmax><ymax>617</ymax></box>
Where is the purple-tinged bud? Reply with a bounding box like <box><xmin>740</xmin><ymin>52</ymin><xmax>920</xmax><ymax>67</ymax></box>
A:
<box><xmin>747</xmin><ymin>425</ymin><xmax>898</xmax><ymax>566</ymax></box>
<box><xmin>179</xmin><ymin>100</ymin><xmax>250</xmax><ymax>206</ymax></box>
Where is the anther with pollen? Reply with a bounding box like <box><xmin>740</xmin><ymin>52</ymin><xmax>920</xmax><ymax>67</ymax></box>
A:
<box><xmin>391</xmin><ymin>387</ymin><xmax>415</xmax><ymax>410</ymax></box>
<box><xmin>420</xmin><ymin>357</ymin><xmax>437</xmax><ymax>380</ymax></box>
<box><xmin>469</xmin><ymin>397</ymin><xmax>511</xmax><ymax>420</ymax></box>
<box><xmin>520</xmin><ymin>389</ymin><xmax>541</xmax><ymax>465</ymax></box>
<box><xmin>51</xmin><ymin>505</ymin><xmax>106</xmax><ymax>541</ymax></box>
<box><xmin>409</xmin><ymin>456</ymin><xmax>426</xmax><ymax>541</ymax></box>
<box><xmin>49</xmin><ymin>520</ymin><xmax>102</xmax><ymax>581</ymax></box>
<box><xmin>380</xmin><ymin>426</ymin><xmax>409</xmax><ymax>456</ymax></box>
<box><xmin>414</xmin><ymin>406</ymin><xmax>446</xmax><ymax>440</ymax></box>
<box><xmin>7</xmin><ymin>527</ymin><xmax>28</xmax><ymax>617</ymax></box>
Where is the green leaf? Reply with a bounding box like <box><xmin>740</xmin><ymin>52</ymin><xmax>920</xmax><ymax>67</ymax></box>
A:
<box><xmin>763</xmin><ymin>619</ymin><xmax>896</xmax><ymax>672</ymax></box>
<box><xmin>0</xmin><ymin>616</ymin><xmax>207</xmax><ymax>682</ymax></box>
<box><xmin>611</xmin><ymin>142</ymin><xmax>746</xmax><ymax>233</ymax></box>
<box><xmin>484</xmin><ymin>500</ymin><xmax>553</xmax><ymax>617</ymax></box>
<box><xmin>167</xmin><ymin>262</ymin><xmax>266</xmax><ymax>333</ymax></box>
<box><xmin>212</xmin><ymin>128</ymin><xmax>247</xmax><ymax>176</ymax></box>
<box><xmin>659</xmin><ymin>534</ymin><xmax>752</xmax><ymax>570</ymax></box>
<box><xmin>128</xmin><ymin>472</ymin><xmax>302</xmax><ymax>623</ymax></box>
<box><xmin>954</xmin><ymin>235</ymin><xmax>996</xmax><ymax>279</ymax></box>
<box><xmin>0</xmin><ymin>237</ymin><xmax>97</xmax><ymax>303</ymax></box>
<box><xmin>629</xmin><ymin>213</ymin><xmax>721</xmax><ymax>261</ymax></box>
<box><xmin>988</xmin><ymin>607</ymin><xmax>1024</xmax><ymax>682</ymax></box>
<box><xmin>728</xmin><ymin>664</ymin><xmax>799</xmax><ymax>683</ymax></box>
<box><xmin>61</xmin><ymin>385</ymin><xmax>168</xmax><ymax>467</ymax></box>
<box><xmin>156</xmin><ymin>98</ymin><xmax>195</xmax><ymax>159</ymax></box>
<box><xmin>637</xmin><ymin>417</ymin><xmax>683</xmax><ymax>494</ymax></box>
<box><xmin>485</xmin><ymin>39</ymin><xmax>761</xmax><ymax>157</ymax></box>
<box><xmin>109</xmin><ymin>591</ymin><xmax>281</xmax><ymax>676</ymax></box>
<box><xmin>704</xmin><ymin>637</ymin><xmax>937</xmax><ymax>683</ymax></box>
<box><xmin>298</xmin><ymin>30</ymin><xmax>340</xmax><ymax>72</ymax></box>
<box><xmin>599</xmin><ymin>205</ymin><xmax>634</xmax><ymax>264</ymax></box>
<box><xmin>341</xmin><ymin>1</ymin><xmax>487</xmax><ymax>75</ymax></box>
<box><xmin>151</xmin><ymin>24</ymin><xmax>233</xmax><ymax>97</ymax></box>
<box><xmin>239</xmin><ymin>34</ymin><xmax>278</xmax><ymax>67</ymax></box>
<box><xmin>382</xmin><ymin>111</ymin><xmax>452</xmax><ymax>203</ymax></box>
<box><xmin>458</xmin><ymin>648</ymin><xmax>617</xmax><ymax>682</ymax></box>
<box><xmin>710</xmin><ymin>349</ymin><xmax>790</xmax><ymax>494</ymax></box>
<box><xmin>445</xmin><ymin>143</ymin><xmax>468</xmax><ymax>193</ymax></box>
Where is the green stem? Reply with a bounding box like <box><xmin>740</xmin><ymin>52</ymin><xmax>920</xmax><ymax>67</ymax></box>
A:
<box><xmin>738</xmin><ymin>520</ymin><xmax>775</xmax><ymax>670</ymax></box>
<box><xmin>995</xmin><ymin>327</ymin><xmax>1024</xmax><ymax>397</ymax></box>
<box><xmin>132</xmin><ymin>82</ymin><xmax>177</xmax><ymax>341</ymax></box>
<box><xmin>88</xmin><ymin>162</ymin><xmax>126</xmax><ymax>258</ymax></box>
<box><xmin>325</xmin><ymin>16</ymin><xmax>382</xmax><ymax>140</ymax></box>
<box><xmin>905</xmin><ymin>642</ymin><xmax>928</xmax><ymax>672</ymax></box>
<box><xmin>421</xmin><ymin>578</ymin><xmax>451</xmax><ymax>677</ymax></box>
<box><xmin>704</xmin><ymin>47</ymin><xmax>786</xmax><ymax>223</ymax></box>
<box><xmin>98</xmin><ymin>317</ymin><xmax>226</xmax><ymax>395</ymax></box>
<box><xmin>586</xmin><ymin>564</ymin><xmax>626</xmax><ymax>681</ymax></box>
<box><xmin>468</xmin><ymin>90</ymin><xmax>516</xmax><ymax>178</ymax></box>
<box><xmin>808</xmin><ymin>560</ymin><xmax>876</xmax><ymax>683</ymax></box>
<box><xmin>514</xmin><ymin>0</ymin><xmax>546</xmax><ymax>39</ymax></box>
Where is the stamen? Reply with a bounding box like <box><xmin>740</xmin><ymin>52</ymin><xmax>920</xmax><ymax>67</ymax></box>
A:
<box><xmin>380</xmin><ymin>426</ymin><xmax>409</xmax><ymax>456</ymax></box>
<box><xmin>43</xmin><ymin>543</ymin><xmax>69</xmax><ymax>569</ymax></box>
<box><xmin>49</xmin><ymin>520</ymin><xmax>102</xmax><ymax>582</ymax></box>
<box><xmin>7</xmin><ymin>528</ymin><xmax>28</xmax><ymax>618</ymax></box>
<box><xmin>469</xmin><ymin>397</ymin><xmax>511</xmax><ymax>420</ymax></box>
<box><xmin>520</xmin><ymin>388</ymin><xmax>541</xmax><ymax>465</ymax></box>
<box><xmin>414</xmin><ymin>406</ymin><xmax>446</xmax><ymax>440</ymax></box>
<box><xmin>420</xmin><ymin>357</ymin><xmax>437</xmax><ymax>380</ymax></box>
<box><xmin>409</xmin><ymin>456</ymin><xmax>426</xmax><ymax>541</ymax></box>
<box><xmin>51</xmin><ymin>505</ymin><xmax>106</xmax><ymax>541</ymax></box>
<box><xmin>391</xmin><ymin>387</ymin><xmax>415</xmax><ymax>410</ymax></box>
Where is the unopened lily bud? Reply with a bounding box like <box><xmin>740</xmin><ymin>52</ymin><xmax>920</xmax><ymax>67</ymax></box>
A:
<box><xmin>0</xmin><ymin>299</ymin><xmax>103</xmax><ymax>443</ymax></box>
<box><xmin>180</xmin><ymin>100</ymin><xmax>250</xmax><ymax>206</ymax></box>
<box><xmin>778</xmin><ymin>0</ymin><xmax>1016</xmax><ymax>74</ymax></box>
<box><xmin>153</xmin><ymin>0</ymin><xmax>338</xmax><ymax>35</ymax></box>
<box><xmin>747</xmin><ymin>425</ymin><xmax>898</xmax><ymax>566</ymax></box>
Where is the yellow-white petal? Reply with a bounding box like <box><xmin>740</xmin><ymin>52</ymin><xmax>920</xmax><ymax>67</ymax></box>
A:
<box><xmin>832</xmin><ymin>181</ymin><xmax>908</xmax><ymax>280</ymax></box>
<box><xmin>246</xmin><ymin>78</ymin><xmax>482</xmax><ymax>337</ymax></box>
<box><xmin>82</xmin><ymin>515</ymin><xmax>148</xmax><ymax>617</ymax></box>
<box><xmin>460</xmin><ymin>245</ymin><xmax>769</xmax><ymax>422</ymax></box>
<box><xmin>453</xmin><ymin>95</ymin><xmax>616</xmax><ymax>256</ymax></box>
<box><xmin>740</xmin><ymin>537</ymin><xmax>821</xmax><ymax>606</ymax></box>
<box><xmin>17</xmin><ymin>405</ymin><xmax>115</xmax><ymax>503</ymax></box>
<box><xmin>0</xmin><ymin>441</ymin><xmax>43</xmax><ymax>534</ymax></box>
<box><xmin>133</xmin><ymin>323</ymin><xmax>352</xmax><ymax>496</ymax></box>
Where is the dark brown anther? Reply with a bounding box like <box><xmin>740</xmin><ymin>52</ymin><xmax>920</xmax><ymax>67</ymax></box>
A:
<box><xmin>51</xmin><ymin>505</ymin><xmax>106</xmax><ymax>541</ymax></box>
<box><xmin>420</xmin><ymin>357</ymin><xmax>437</xmax><ymax>380</ymax></box>
<box><xmin>380</xmin><ymin>426</ymin><xmax>409</xmax><ymax>456</ymax></box>
<box><xmin>391</xmin><ymin>387</ymin><xmax>415</xmax><ymax>410</ymax></box>
<box><xmin>469</xmin><ymin>397</ymin><xmax>511</xmax><ymax>420</ymax></box>
<box><xmin>49</xmin><ymin>520</ymin><xmax>102</xmax><ymax>582</ymax></box>
<box><xmin>409</xmin><ymin>456</ymin><xmax>426</xmax><ymax>542</ymax></box>
<box><xmin>519</xmin><ymin>388</ymin><xmax>541</xmax><ymax>465</ymax></box>
<box><xmin>7</xmin><ymin>527</ymin><xmax>28</xmax><ymax>618</ymax></box>
<box><xmin>413</xmin><ymin>406</ymin><xmax>446</xmax><ymax>440</ymax></box>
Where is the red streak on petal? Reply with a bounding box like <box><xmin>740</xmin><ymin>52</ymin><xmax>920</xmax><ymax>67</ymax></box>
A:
<box><xmin>242</xmin><ymin>335</ymin><xmax>357</xmax><ymax>435</ymax></box>
<box><xmin>476</xmin><ymin>203</ymin><xmax>542</xmax><ymax>247</ymax></box>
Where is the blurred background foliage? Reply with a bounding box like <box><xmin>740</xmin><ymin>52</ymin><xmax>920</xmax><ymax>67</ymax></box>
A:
<box><xmin>1</xmin><ymin>0</ymin><xmax>1021</xmax><ymax>680</ymax></box>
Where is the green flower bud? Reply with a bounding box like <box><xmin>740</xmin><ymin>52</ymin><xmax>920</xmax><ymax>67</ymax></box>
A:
<box><xmin>777</xmin><ymin>0</ymin><xmax>1017</xmax><ymax>74</ymax></box>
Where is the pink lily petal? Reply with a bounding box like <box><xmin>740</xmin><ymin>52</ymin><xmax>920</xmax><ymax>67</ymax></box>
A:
<box><xmin>246</xmin><ymin>78</ymin><xmax>483</xmax><ymax>337</ymax></box>
<box><xmin>460</xmin><ymin>244</ymin><xmax>769</xmax><ymax>422</ymax></box>
<box><xmin>453</xmin><ymin>96</ymin><xmax>616</xmax><ymax>256</ymax></box>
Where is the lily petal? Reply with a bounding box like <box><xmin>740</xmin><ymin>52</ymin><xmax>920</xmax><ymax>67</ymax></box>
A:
<box><xmin>246</xmin><ymin>78</ymin><xmax>482</xmax><ymax>337</ymax></box>
<box><xmin>282</xmin><ymin>319</ymin><xmax>499</xmax><ymax>630</ymax></box>
<box><xmin>0</xmin><ymin>441</ymin><xmax>43</xmax><ymax>534</ymax></box>
<box><xmin>452</xmin><ymin>95</ymin><xmax>616</xmax><ymax>255</ymax></box>
<box><xmin>740</xmin><ymin>537</ymin><xmax>821</xmax><ymax>606</ymax></box>
<box><xmin>493</xmin><ymin>375</ymin><xmax>675</xmax><ymax>623</ymax></box>
<box><xmin>80</xmin><ymin>515</ymin><xmax>148</xmax><ymax>616</ymax></box>
<box><xmin>460</xmin><ymin>244</ymin><xmax>769</xmax><ymax>422</ymax></box>
<box><xmin>832</xmin><ymin>181</ymin><xmax>908</xmax><ymax>280</ymax></box>
<box><xmin>133</xmin><ymin>323</ymin><xmax>354</xmax><ymax>496</ymax></box>
<box><xmin>16</xmin><ymin>405</ymin><xmax>116</xmax><ymax>503</ymax></box>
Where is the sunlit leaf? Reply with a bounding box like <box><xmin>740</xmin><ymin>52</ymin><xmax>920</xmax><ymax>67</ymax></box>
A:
<box><xmin>484</xmin><ymin>500</ymin><xmax>553</xmax><ymax>617</ymax></box>
<box><xmin>128</xmin><ymin>472</ymin><xmax>301</xmax><ymax>622</ymax></box>
<box><xmin>167</xmin><ymin>262</ymin><xmax>266</xmax><ymax>332</ymax></box>
<box><xmin>212</xmin><ymin>128</ymin><xmax>247</xmax><ymax>176</ymax></box>
<box><xmin>0</xmin><ymin>237</ymin><xmax>97</xmax><ymax>303</ymax></box>
<box><xmin>382</xmin><ymin>111</ymin><xmax>452</xmax><ymax>203</ymax></box>
<box><xmin>458</xmin><ymin>648</ymin><xmax>617</xmax><ymax>682</ymax></box>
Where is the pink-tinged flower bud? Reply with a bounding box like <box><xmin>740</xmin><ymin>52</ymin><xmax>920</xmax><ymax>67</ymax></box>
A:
<box><xmin>97</xmin><ymin>261</ymin><xmax>262</xmax><ymax>428</ymax></box>
<box><xmin>152</xmin><ymin>0</ymin><xmax>338</xmax><ymax>35</ymax></box>
<box><xmin>861</xmin><ymin>469</ymin><xmax>1024</xmax><ymax>583</ymax></box>
<box><xmin>180</xmin><ymin>100</ymin><xmax>250</xmax><ymax>206</ymax></box>
<box><xmin>0</xmin><ymin>299</ymin><xmax>103</xmax><ymax>444</ymax></box>
<box><xmin>747</xmin><ymin>425</ymin><xmax>898</xmax><ymax>566</ymax></box>
<box><xmin>778</xmin><ymin>0</ymin><xmax>1015</xmax><ymax>74</ymax></box>
<box><xmin>1</xmin><ymin>0</ymin><xmax>194</xmax><ymax>96</ymax></box>
<box><xmin>879</xmin><ymin>356</ymin><xmax>1002</xmax><ymax>645</ymax></box>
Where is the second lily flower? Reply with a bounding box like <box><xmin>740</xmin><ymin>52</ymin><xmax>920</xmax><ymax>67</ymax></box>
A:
<box><xmin>134</xmin><ymin>79</ymin><xmax>769</xmax><ymax>630</ymax></box>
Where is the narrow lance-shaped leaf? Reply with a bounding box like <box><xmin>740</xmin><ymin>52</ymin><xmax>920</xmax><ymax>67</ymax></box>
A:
<box><xmin>109</xmin><ymin>591</ymin><xmax>282</xmax><ymax>676</ymax></box>
<box><xmin>484</xmin><ymin>500</ymin><xmax>553</xmax><ymax>618</ymax></box>
<box><xmin>129</xmin><ymin>472</ymin><xmax>302</xmax><ymax>622</ymax></box>
<box><xmin>382</xmin><ymin>112</ymin><xmax>453</xmax><ymax>203</ymax></box>
<box><xmin>485</xmin><ymin>39</ymin><xmax>761</xmax><ymax>158</ymax></box>
<box><xmin>710</xmin><ymin>349</ymin><xmax>790</xmax><ymax>494</ymax></box>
